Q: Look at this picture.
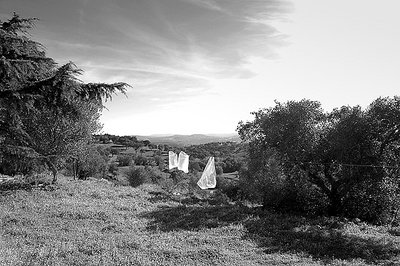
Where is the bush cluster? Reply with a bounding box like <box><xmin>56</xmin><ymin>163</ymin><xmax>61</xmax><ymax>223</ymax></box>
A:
<box><xmin>124</xmin><ymin>166</ymin><xmax>167</xmax><ymax>187</ymax></box>
<box><xmin>75</xmin><ymin>148</ymin><xmax>108</xmax><ymax>179</ymax></box>
<box><xmin>125</xmin><ymin>167</ymin><xmax>150</xmax><ymax>187</ymax></box>
<box><xmin>116</xmin><ymin>155</ymin><xmax>133</xmax><ymax>167</ymax></box>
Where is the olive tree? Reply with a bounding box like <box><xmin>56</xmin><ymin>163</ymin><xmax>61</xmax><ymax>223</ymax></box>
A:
<box><xmin>238</xmin><ymin>98</ymin><xmax>400</xmax><ymax>223</ymax></box>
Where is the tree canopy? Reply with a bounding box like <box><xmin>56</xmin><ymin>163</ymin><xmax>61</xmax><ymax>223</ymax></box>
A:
<box><xmin>238</xmin><ymin>98</ymin><xmax>400</xmax><ymax>223</ymax></box>
<box><xmin>0</xmin><ymin>13</ymin><xmax>129</xmax><ymax>182</ymax></box>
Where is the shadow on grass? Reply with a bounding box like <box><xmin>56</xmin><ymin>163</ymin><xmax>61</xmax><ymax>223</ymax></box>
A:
<box><xmin>0</xmin><ymin>180</ymin><xmax>32</xmax><ymax>191</ymax></box>
<box><xmin>142</xmin><ymin>204</ymin><xmax>400</xmax><ymax>264</ymax></box>
<box><xmin>147</xmin><ymin>191</ymin><xmax>172</xmax><ymax>203</ymax></box>
<box><xmin>0</xmin><ymin>174</ymin><xmax>56</xmax><ymax>192</ymax></box>
<box><xmin>147</xmin><ymin>191</ymin><xmax>213</xmax><ymax>205</ymax></box>
<box><xmin>245</xmin><ymin>214</ymin><xmax>400</xmax><ymax>264</ymax></box>
<box><xmin>142</xmin><ymin>203</ymin><xmax>253</xmax><ymax>231</ymax></box>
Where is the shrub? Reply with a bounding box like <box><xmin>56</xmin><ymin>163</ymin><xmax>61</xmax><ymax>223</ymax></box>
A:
<box><xmin>125</xmin><ymin>166</ymin><xmax>150</xmax><ymax>187</ymax></box>
<box><xmin>110</xmin><ymin>148</ymin><xmax>120</xmax><ymax>155</ymax></box>
<box><xmin>117</xmin><ymin>155</ymin><xmax>132</xmax><ymax>167</ymax></box>
<box><xmin>108</xmin><ymin>162</ymin><xmax>119</xmax><ymax>176</ymax></box>
<box><xmin>222</xmin><ymin>156</ymin><xmax>242</xmax><ymax>173</ymax></box>
<box><xmin>215</xmin><ymin>165</ymin><xmax>223</xmax><ymax>175</ymax></box>
<box><xmin>156</xmin><ymin>175</ymin><xmax>175</xmax><ymax>191</ymax></box>
<box><xmin>189</xmin><ymin>161</ymin><xmax>201</xmax><ymax>173</ymax></box>
<box><xmin>342</xmin><ymin>176</ymin><xmax>400</xmax><ymax>225</ymax></box>
<box><xmin>75</xmin><ymin>147</ymin><xmax>108</xmax><ymax>179</ymax></box>
<box><xmin>134</xmin><ymin>155</ymin><xmax>148</xmax><ymax>166</ymax></box>
<box><xmin>0</xmin><ymin>154</ymin><xmax>47</xmax><ymax>177</ymax></box>
<box><xmin>238</xmin><ymin>160</ymin><xmax>329</xmax><ymax>215</ymax></box>
<box><xmin>24</xmin><ymin>172</ymin><xmax>53</xmax><ymax>186</ymax></box>
<box><xmin>216</xmin><ymin>175</ymin><xmax>241</xmax><ymax>201</ymax></box>
<box><xmin>170</xmin><ymin>170</ymin><xmax>188</xmax><ymax>183</ymax></box>
<box><xmin>154</xmin><ymin>156</ymin><xmax>164</xmax><ymax>166</ymax></box>
<box><xmin>145</xmin><ymin>166</ymin><xmax>167</xmax><ymax>184</ymax></box>
<box><xmin>208</xmin><ymin>190</ymin><xmax>230</xmax><ymax>205</ymax></box>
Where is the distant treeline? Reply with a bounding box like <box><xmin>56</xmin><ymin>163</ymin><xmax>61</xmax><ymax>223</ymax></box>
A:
<box><xmin>93</xmin><ymin>134</ymin><xmax>173</xmax><ymax>151</ymax></box>
<box><xmin>182</xmin><ymin>142</ymin><xmax>247</xmax><ymax>174</ymax></box>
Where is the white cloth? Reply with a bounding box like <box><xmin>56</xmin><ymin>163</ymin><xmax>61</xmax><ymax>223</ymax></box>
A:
<box><xmin>168</xmin><ymin>151</ymin><xmax>178</xmax><ymax>170</ymax></box>
<box><xmin>177</xmin><ymin>151</ymin><xmax>189</xmax><ymax>173</ymax></box>
<box><xmin>197</xmin><ymin>157</ymin><xmax>217</xmax><ymax>189</ymax></box>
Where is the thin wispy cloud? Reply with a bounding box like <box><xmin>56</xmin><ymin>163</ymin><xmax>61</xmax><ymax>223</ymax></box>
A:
<box><xmin>0</xmin><ymin>0</ymin><xmax>292</xmax><ymax>134</ymax></box>
<box><xmin>178</xmin><ymin>0</ymin><xmax>227</xmax><ymax>13</ymax></box>
<box><xmin>40</xmin><ymin>0</ymin><xmax>290</xmax><ymax>111</ymax></box>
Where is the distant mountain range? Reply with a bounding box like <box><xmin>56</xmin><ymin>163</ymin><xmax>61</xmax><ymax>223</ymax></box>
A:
<box><xmin>136</xmin><ymin>133</ymin><xmax>241</xmax><ymax>146</ymax></box>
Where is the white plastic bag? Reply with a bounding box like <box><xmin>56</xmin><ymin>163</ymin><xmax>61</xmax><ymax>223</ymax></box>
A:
<box><xmin>168</xmin><ymin>151</ymin><xmax>178</xmax><ymax>170</ymax></box>
<box><xmin>177</xmin><ymin>151</ymin><xmax>189</xmax><ymax>173</ymax></box>
<box><xmin>197</xmin><ymin>157</ymin><xmax>216</xmax><ymax>189</ymax></box>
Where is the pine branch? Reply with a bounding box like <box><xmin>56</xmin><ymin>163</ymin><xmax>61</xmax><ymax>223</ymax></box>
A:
<box><xmin>0</xmin><ymin>13</ymin><xmax>38</xmax><ymax>35</ymax></box>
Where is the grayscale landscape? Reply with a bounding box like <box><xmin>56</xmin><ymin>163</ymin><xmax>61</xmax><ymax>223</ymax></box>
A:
<box><xmin>1</xmin><ymin>1</ymin><xmax>400</xmax><ymax>265</ymax></box>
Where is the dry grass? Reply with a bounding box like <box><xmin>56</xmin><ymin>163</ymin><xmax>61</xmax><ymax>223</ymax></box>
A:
<box><xmin>1</xmin><ymin>175</ymin><xmax>400</xmax><ymax>265</ymax></box>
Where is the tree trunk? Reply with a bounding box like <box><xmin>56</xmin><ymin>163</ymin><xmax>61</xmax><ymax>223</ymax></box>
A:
<box><xmin>46</xmin><ymin>159</ymin><xmax>58</xmax><ymax>184</ymax></box>
<box><xmin>73</xmin><ymin>158</ymin><xmax>77</xmax><ymax>180</ymax></box>
<box><xmin>51</xmin><ymin>168</ymin><xmax>57</xmax><ymax>184</ymax></box>
<box><xmin>328</xmin><ymin>190</ymin><xmax>341</xmax><ymax>216</ymax></box>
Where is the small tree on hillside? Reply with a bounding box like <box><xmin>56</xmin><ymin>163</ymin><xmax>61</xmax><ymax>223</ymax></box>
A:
<box><xmin>24</xmin><ymin>99</ymin><xmax>102</xmax><ymax>180</ymax></box>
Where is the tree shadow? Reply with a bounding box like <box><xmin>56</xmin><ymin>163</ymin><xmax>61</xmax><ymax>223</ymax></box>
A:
<box><xmin>147</xmin><ymin>191</ymin><xmax>201</xmax><ymax>204</ymax></box>
<box><xmin>141</xmin><ymin>203</ymin><xmax>253</xmax><ymax>231</ymax></box>
<box><xmin>0</xmin><ymin>179</ymin><xmax>32</xmax><ymax>191</ymax></box>
<box><xmin>147</xmin><ymin>190</ymin><xmax>225</xmax><ymax>205</ymax></box>
<box><xmin>147</xmin><ymin>191</ymin><xmax>173</xmax><ymax>203</ymax></box>
<box><xmin>141</xmin><ymin>204</ymin><xmax>400</xmax><ymax>264</ymax></box>
<box><xmin>244</xmin><ymin>214</ymin><xmax>400</xmax><ymax>264</ymax></box>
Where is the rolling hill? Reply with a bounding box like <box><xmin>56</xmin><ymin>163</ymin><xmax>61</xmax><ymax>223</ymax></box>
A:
<box><xmin>136</xmin><ymin>133</ymin><xmax>240</xmax><ymax>146</ymax></box>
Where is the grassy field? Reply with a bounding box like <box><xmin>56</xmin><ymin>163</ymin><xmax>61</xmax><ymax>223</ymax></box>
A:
<box><xmin>1</xmin><ymin>175</ymin><xmax>400</xmax><ymax>265</ymax></box>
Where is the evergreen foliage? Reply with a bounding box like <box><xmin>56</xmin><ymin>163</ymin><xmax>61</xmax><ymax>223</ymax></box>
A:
<box><xmin>0</xmin><ymin>13</ymin><xmax>129</xmax><ymax>182</ymax></box>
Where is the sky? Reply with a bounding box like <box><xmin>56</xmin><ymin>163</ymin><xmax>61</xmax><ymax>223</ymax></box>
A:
<box><xmin>1</xmin><ymin>0</ymin><xmax>399</xmax><ymax>135</ymax></box>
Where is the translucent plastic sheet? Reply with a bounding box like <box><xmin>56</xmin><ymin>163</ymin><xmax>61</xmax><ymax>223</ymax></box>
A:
<box><xmin>168</xmin><ymin>151</ymin><xmax>179</xmax><ymax>170</ymax></box>
<box><xmin>177</xmin><ymin>151</ymin><xmax>189</xmax><ymax>173</ymax></box>
<box><xmin>197</xmin><ymin>157</ymin><xmax>216</xmax><ymax>189</ymax></box>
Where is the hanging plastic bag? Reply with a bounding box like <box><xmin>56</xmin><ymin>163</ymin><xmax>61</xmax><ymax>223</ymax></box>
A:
<box><xmin>177</xmin><ymin>151</ymin><xmax>189</xmax><ymax>173</ymax></box>
<box><xmin>197</xmin><ymin>157</ymin><xmax>216</xmax><ymax>189</ymax></box>
<box><xmin>169</xmin><ymin>151</ymin><xmax>178</xmax><ymax>170</ymax></box>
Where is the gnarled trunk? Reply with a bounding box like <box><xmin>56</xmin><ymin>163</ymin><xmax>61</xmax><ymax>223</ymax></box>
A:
<box><xmin>45</xmin><ymin>159</ymin><xmax>58</xmax><ymax>184</ymax></box>
<box><xmin>328</xmin><ymin>187</ymin><xmax>342</xmax><ymax>216</ymax></box>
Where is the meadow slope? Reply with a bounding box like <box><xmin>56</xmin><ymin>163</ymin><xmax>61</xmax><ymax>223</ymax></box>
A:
<box><xmin>1</xmin><ymin>176</ymin><xmax>400</xmax><ymax>265</ymax></box>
